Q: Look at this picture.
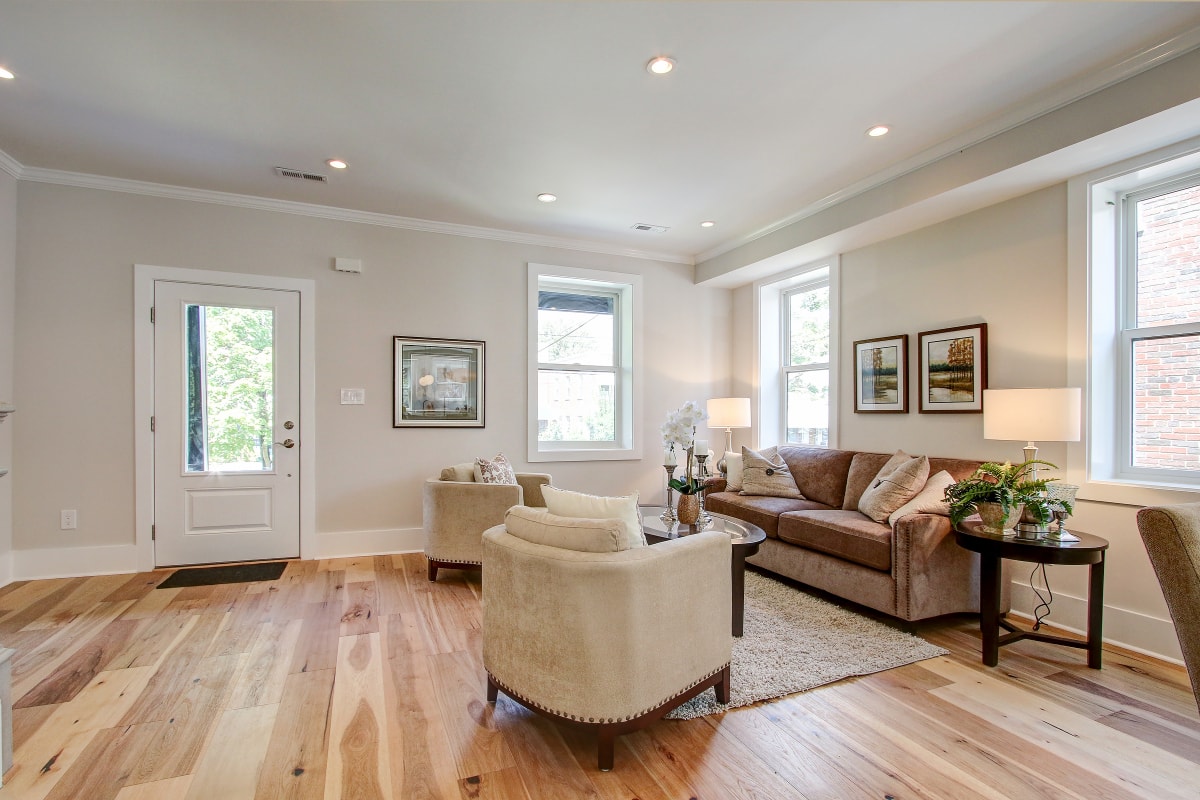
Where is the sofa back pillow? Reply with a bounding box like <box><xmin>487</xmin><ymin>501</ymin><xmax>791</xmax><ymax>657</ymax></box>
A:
<box><xmin>739</xmin><ymin>446</ymin><xmax>804</xmax><ymax>499</ymax></box>
<box><xmin>858</xmin><ymin>455</ymin><xmax>930</xmax><ymax>524</ymax></box>
<box><xmin>503</xmin><ymin>506</ymin><xmax>629</xmax><ymax>553</ymax></box>
<box><xmin>542</xmin><ymin>486</ymin><xmax>645</xmax><ymax>549</ymax></box>
<box><xmin>776</xmin><ymin>446</ymin><xmax>856</xmax><ymax>508</ymax></box>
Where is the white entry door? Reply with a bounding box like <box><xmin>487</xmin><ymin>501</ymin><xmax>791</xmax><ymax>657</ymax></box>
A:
<box><xmin>153</xmin><ymin>280</ymin><xmax>301</xmax><ymax>566</ymax></box>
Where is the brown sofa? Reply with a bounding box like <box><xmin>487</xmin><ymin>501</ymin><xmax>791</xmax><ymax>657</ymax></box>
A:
<box><xmin>705</xmin><ymin>445</ymin><xmax>1008</xmax><ymax>622</ymax></box>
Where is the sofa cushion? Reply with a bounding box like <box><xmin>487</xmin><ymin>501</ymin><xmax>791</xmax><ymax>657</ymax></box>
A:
<box><xmin>777</xmin><ymin>510</ymin><xmax>893</xmax><ymax>571</ymax></box>
<box><xmin>842</xmin><ymin>452</ymin><xmax>897</xmax><ymax>510</ymax></box>
<box><xmin>777</xmin><ymin>446</ymin><xmax>857</xmax><ymax>509</ymax></box>
<box><xmin>542</xmin><ymin>486</ymin><xmax>645</xmax><ymax>548</ymax></box>
<box><xmin>440</xmin><ymin>462</ymin><xmax>476</xmax><ymax>482</ymax></box>
<box><xmin>703</xmin><ymin>492</ymin><xmax>831</xmax><ymax>539</ymax></box>
<box><xmin>858</xmin><ymin>455</ymin><xmax>930</xmax><ymax>524</ymax></box>
<box><xmin>739</xmin><ymin>446</ymin><xmax>803</xmax><ymax>499</ymax></box>
<box><xmin>503</xmin><ymin>507</ymin><xmax>629</xmax><ymax>553</ymax></box>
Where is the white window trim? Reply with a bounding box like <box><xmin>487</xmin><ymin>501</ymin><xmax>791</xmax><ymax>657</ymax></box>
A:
<box><xmin>1067</xmin><ymin>136</ymin><xmax>1200</xmax><ymax>505</ymax></box>
<box><xmin>754</xmin><ymin>257</ymin><xmax>840</xmax><ymax>449</ymax></box>
<box><xmin>527</xmin><ymin>263</ymin><xmax>642</xmax><ymax>462</ymax></box>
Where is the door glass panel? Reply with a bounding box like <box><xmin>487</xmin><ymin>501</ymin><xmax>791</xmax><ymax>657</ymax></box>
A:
<box><xmin>185</xmin><ymin>304</ymin><xmax>275</xmax><ymax>472</ymax></box>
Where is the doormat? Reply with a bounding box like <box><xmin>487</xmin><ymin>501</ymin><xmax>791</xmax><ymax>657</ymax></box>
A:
<box><xmin>156</xmin><ymin>561</ymin><xmax>288</xmax><ymax>589</ymax></box>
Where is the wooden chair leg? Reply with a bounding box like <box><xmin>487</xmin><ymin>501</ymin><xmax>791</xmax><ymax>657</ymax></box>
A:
<box><xmin>596</xmin><ymin>726</ymin><xmax>616</xmax><ymax>772</ymax></box>
<box><xmin>714</xmin><ymin>663</ymin><xmax>731</xmax><ymax>704</ymax></box>
<box><xmin>486</xmin><ymin>675</ymin><xmax>499</xmax><ymax>703</ymax></box>
<box><xmin>427</xmin><ymin>560</ymin><xmax>438</xmax><ymax>582</ymax></box>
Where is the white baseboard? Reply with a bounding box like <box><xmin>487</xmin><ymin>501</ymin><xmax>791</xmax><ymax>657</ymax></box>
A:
<box><xmin>14</xmin><ymin>543</ymin><xmax>140</xmax><ymax>581</ymax></box>
<box><xmin>314</xmin><ymin>527</ymin><xmax>425</xmax><ymax>559</ymax></box>
<box><xmin>1009</xmin><ymin>581</ymin><xmax>1184</xmax><ymax>665</ymax></box>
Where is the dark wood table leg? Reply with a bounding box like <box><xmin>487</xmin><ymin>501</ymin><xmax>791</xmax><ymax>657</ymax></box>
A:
<box><xmin>731</xmin><ymin>550</ymin><xmax>747</xmax><ymax>637</ymax></box>
<box><xmin>1088</xmin><ymin>556</ymin><xmax>1105</xmax><ymax>669</ymax></box>
<box><xmin>979</xmin><ymin>553</ymin><xmax>1001</xmax><ymax>667</ymax></box>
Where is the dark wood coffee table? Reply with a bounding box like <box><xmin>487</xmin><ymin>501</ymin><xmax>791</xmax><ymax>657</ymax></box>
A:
<box><xmin>640</xmin><ymin>506</ymin><xmax>766</xmax><ymax>637</ymax></box>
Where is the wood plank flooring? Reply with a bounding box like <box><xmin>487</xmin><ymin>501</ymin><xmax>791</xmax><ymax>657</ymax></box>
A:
<box><xmin>0</xmin><ymin>555</ymin><xmax>1197</xmax><ymax>799</ymax></box>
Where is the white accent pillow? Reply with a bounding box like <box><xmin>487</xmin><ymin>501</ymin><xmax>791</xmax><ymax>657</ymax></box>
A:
<box><xmin>888</xmin><ymin>470</ymin><xmax>956</xmax><ymax>527</ymax></box>
<box><xmin>542</xmin><ymin>486</ymin><xmax>646</xmax><ymax>549</ymax></box>
<box><xmin>858</xmin><ymin>455</ymin><xmax>930</xmax><ymax>524</ymax></box>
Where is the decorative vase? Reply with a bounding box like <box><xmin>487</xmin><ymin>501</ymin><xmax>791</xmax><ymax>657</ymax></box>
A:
<box><xmin>677</xmin><ymin>493</ymin><xmax>700</xmax><ymax>525</ymax></box>
<box><xmin>976</xmin><ymin>501</ymin><xmax>1024</xmax><ymax>535</ymax></box>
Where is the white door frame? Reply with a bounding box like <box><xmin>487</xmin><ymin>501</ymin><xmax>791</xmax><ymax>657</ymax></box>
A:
<box><xmin>134</xmin><ymin>264</ymin><xmax>316</xmax><ymax>573</ymax></box>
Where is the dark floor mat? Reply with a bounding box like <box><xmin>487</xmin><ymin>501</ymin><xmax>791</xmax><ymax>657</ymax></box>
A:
<box><xmin>156</xmin><ymin>560</ymin><xmax>288</xmax><ymax>588</ymax></box>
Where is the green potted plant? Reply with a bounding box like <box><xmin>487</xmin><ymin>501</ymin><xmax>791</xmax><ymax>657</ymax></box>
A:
<box><xmin>945</xmin><ymin>460</ymin><xmax>1061</xmax><ymax>534</ymax></box>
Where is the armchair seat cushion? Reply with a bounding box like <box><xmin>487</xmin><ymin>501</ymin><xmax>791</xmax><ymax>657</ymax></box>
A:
<box><xmin>777</xmin><ymin>509</ymin><xmax>893</xmax><ymax>571</ymax></box>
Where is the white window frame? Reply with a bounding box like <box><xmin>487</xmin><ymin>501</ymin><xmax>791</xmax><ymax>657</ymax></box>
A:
<box><xmin>1068</xmin><ymin>137</ymin><xmax>1200</xmax><ymax>504</ymax></box>
<box><xmin>527</xmin><ymin>263</ymin><xmax>642</xmax><ymax>462</ymax></box>
<box><xmin>754</xmin><ymin>258</ymin><xmax>840</xmax><ymax>449</ymax></box>
<box><xmin>780</xmin><ymin>276</ymin><xmax>832</xmax><ymax>447</ymax></box>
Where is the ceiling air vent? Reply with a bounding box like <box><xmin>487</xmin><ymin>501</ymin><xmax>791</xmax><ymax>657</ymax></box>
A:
<box><xmin>630</xmin><ymin>223</ymin><xmax>669</xmax><ymax>233</ymax></box>
<box><xmin>274</xmin><ymin>167</ymin><xmax>328</xmax><ymax>183</ymax></box>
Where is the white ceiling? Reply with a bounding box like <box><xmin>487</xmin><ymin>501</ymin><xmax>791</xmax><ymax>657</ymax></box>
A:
<box><xmin>3</xmin><ymin>1</ymin><xmax>1200</xmax><ymax>263</ymax></box>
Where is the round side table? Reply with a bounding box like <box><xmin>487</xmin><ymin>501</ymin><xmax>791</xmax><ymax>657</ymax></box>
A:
<box><xmin>954</xmin><ymin>520</ymin><xmax>1109</xmax><ymax>668</ymax></box>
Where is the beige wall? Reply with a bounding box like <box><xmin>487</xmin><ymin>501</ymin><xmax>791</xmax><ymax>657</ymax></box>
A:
<box><xmin>0</xmin><ymin>169</ymin><xmax>15</xmax><ymax>582</ymax></box>
<box><xmin>735</xmin><ymin>184</ymin><xmax>1183</xmax><ymax>660</ymax></box>
<box><xmin>12</xmin><ymin>182</ymin><xmax>732</xmax><ymax>556</ymax></box>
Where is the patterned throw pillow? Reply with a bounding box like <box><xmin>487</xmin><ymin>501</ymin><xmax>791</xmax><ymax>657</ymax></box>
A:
<box><xmin>739</xmin><ymin>446</ymin><xmax>803</xmax><ymax>499</ymax></box>
<box><xmin>474</xmin><ymin>453</ymin><xmax>518</xmax><ymax>485</ymax></box>
<box><xmin>858</xmin><ymin>454</ymin><xmax>930</xmax><ymax>524</ymax></box>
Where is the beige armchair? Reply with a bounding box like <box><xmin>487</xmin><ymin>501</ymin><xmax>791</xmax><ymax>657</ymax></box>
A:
<box><xmin>1136</xmin><ymin>502</ymin><xmax>1200</xmax><ymax>712</ymax></box>
<box><xmin>422</xmin><ymin>468</ymin><xmax>551</xmax><ymax>581</ymax></box>
<box><xmin>482</xmin><ymin>508</ymin><xmax>732</xmax><ymax>771</ymax></box>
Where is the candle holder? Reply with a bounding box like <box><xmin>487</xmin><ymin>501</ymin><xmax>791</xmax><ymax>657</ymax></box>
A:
<box><xmin>661</xmin><ymin>465</ymin><xmax>678</xmax><ymax>523</ymax></box>
<box><xmin>694</xmin><ymin>453</ymin><xmax>713</xmax><ymax>525</ymax></box>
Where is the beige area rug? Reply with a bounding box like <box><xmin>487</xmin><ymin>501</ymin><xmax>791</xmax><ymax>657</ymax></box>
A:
<box><xmin>666</xmin><ymin>571</ymin><xmax>949</xmax><ymax>720</ymax></box>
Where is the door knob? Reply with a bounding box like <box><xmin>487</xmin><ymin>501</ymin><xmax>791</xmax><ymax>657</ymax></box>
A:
<box><xmin>274</xmin><ymin>439</ymin><xmax>296</xmax><ymax>449</ymax></box>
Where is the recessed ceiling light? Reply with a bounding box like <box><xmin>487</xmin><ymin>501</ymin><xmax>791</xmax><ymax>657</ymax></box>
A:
<box><xmin>326</xmin><ymin>159</ymin><xmax>348</xmax><ymax>169</ymax></box>
<box><xmin>0</xmin><ymin>67</ymin><xmax>13</xmax><ymax>80</ymax></box>
<box><xmin>700</xmin><ymin>220</ymin><xmax>716</xmax><ymax>228</ymax></box>
<box><xmin>646</xmin><ymin>56</ymin><xmax>676</xmax><ymax>75</ymax></box>
<box><xmin>866</xmin><ymin>125</ymin><xmax>890</xmax><ymax>138</ymax></box>
<box><xmin>537</xmin><ymin>193</ymin><xmax>557</xmax><ymax>203</ymax></box>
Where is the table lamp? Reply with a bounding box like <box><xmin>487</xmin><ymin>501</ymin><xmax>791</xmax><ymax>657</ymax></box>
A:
<box><xmin>707</xmin><ymin>397</ymin><xmax>752</xmax><ymax>476</ymax></box>
<box><xmin>983</xmin><ymin>387</ymin><xmax>1081</xmax><ymax>538</ymax></box>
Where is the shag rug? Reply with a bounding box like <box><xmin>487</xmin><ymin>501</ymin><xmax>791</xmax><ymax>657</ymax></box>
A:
<box><xmin>666</xmin><ymin>571</ymin><xmax>948</xmax><ymax>720</ymax></box>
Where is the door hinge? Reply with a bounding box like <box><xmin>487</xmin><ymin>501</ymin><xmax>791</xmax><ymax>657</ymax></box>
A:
<box><xmin>150</xmin><ymin>306</ymin><xmax>155</xmax><ymax>324</ymax></box>
<box><xmin>150</xmin><ymin>416</ymin><xmax>155</xmax><ymax>432</ymax></box>
<box><xmin>151</xmin><ymin>524</ymin><xmax>156</xmax><ymax>541</ymax></box>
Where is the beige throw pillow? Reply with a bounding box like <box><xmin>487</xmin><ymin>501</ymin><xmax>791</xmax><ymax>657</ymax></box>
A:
<box><xmin>439</xmin><ymin>462</ymin><xmax>476</xmax><ymax>482</ymax></box>
<box><xmin>858</xmin><ymin>455</ymin><xmax>930</xmax><ymax>524</ymax></box>
<box><xmin>542</xmin><ymin>486</ymin><xmax>646</xmax><ymax>549</ymax></box>
<box><xmin>739</xmin><ymin>446</ymin><xmax>803</xmax><ymax>499</ymax></box>
<box><xmin>726</xmin><ymin>445</ymin><xmax>777</xmax><ymax>492</ymax></box>
<box><xmin>887</xmin><ymin>470</ymin><xmax>956</xmax><ymax>526</ymax></box>
<box><xmin>474</xmin><ymin>453</ymin><xmax>517</xmax><ymax>484</ymax></box>
<box><xmin>503</xmin><ymin>507</ymin><xmax>629</xmax><ymax>553</ymax></box>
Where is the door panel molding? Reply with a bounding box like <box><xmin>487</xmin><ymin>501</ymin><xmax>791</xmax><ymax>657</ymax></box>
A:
<box><xmin>134</xmin><ymin>265</ymin><xmax>316</xmax><ymax>571</ymax></box>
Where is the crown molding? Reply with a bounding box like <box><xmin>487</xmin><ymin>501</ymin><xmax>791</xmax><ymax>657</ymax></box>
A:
<box><xmin>696</xmin><ymin>24</ymin><xmax>1200</xmax><ymax>265</ymax></box>
<box><xmin>0</xmin><ymin>147</ymin><xmax>20</xmax><ymax>180</ymax></box>
<box><xmin>14</xmin><ymin>165</ymin><xmax>694</xmax><ymax>266</ymax></box>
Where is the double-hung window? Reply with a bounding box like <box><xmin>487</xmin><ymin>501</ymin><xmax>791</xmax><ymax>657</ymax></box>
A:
<box><xmin>1118</xmin><ymin>174</ymin><xmax>1200</xmax><ymax>482</ymax></box>
<box><xmin>528</xmin><ymin>264</ymin><xmax>640</xmax><ymax>461</ymax></box>
<box><xmin>782</xmin><ymin>278</ymin><xmax>831</xmax><ymax>446</ymax></box>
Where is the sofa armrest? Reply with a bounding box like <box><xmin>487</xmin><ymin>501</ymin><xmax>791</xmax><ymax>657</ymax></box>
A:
<box><xmin>515</xmin><ymin>473</ymin><xmax>552</xmax><ymax>508</ymax></box>
<box><xmin>703</xmin><ymin>476</ymin><xmax>727</xmax><ymax>496</ymax></box>
<box><xmin>892</xmin><ymin>513</ymin><xmax>1009</xmax><ymax>619</ymax></box>
<box><xmin>423</xmin><ymin>479</ymin><xmax>524</xmax><ymax>563</ymax></box>
<box><xmin>482</xmin><ymin>528</ymin><xmax>731</xmax><ymax>722</ymax></box>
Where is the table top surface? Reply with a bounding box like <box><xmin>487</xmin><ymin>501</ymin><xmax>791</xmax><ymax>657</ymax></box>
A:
<box><xmin>954</xmin><ymin>519</ymin><xmax>1109</xmax><ymax>562</ymax></box>
<box><xmin>639</xmin><ymin>505</ymin><xmax>767</xmax><ymax>546</ymax></box>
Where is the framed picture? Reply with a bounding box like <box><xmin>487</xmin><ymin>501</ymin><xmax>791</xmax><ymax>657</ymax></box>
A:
<box><xmin>393</xmin><ymin>336</ymin><xmax>485</xmax><ymax>427</ymax></box>
<box><xmin>853</xmin><ymin>335</ymin><xmax>908</xmax><ymax>413</ymax></box>
<box><xmin>917</xmin><ymin>323</ymin><xmax>987</xmax><ymax>414</ymax></box>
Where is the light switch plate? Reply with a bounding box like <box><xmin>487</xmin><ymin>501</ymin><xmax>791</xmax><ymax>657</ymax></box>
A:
<box><xmin>333</xmin><ymin>257</ymin><xmax>363</xmax><ymax>273</ymax></box>
<box><xmin>340</xmin><ymin>388</ymin><xmax>365</xmax><ymax>405</ymax></box>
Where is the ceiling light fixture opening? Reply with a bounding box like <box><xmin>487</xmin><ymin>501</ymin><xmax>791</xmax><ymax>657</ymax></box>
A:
<box><xmin>0</xmin><ymin>67</ymin><xmax>13</xmax><ymax>80</ymax></box>
<box><xmin>327</xmin><ymin>159</ymin><xmax>348</xmax><ymax>169</ymax></box>
<box><xmin>646</xmin><ymin>56</ymin><xmax>676</xmax><ymax>75</ymax></box>
<box><xmin>537</xmin><ymin>193</ymin><xmax>557</xmax><ymax>203</ymax></box>
<box><xmin>700</xmin><ymin>220</ymin><xmax>716</xmax><ymax>228</ymax></box>
<box><xmin>866</xmin><ymin>125</ymin><xmax>890</xmax><ymax>137</ymax></box>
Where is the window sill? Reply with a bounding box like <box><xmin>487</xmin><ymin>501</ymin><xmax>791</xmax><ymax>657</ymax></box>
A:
<box><xmin>1077</xmin><ymin>476</ymin><xmax>1200</xmax><ymax>507</ymax></box>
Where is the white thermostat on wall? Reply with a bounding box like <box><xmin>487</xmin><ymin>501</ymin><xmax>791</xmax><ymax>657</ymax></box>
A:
<box><xmin>333</xmin><ymin>257</ymin><xmax>363</xmax><ymax>273</ymax></box>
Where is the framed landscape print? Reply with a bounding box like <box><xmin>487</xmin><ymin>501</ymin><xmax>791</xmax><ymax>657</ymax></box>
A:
<box><xmin>853</xmin><ymin>335</ymin><xmax>908</xmax><ymax>413</ymax></box>
<box><xmin>918</xmin><ymin>323</ymin><xmax>987</xmax><ymax>414</ymax></box>
<box><xmin>393</xmin><ymin>336</ymin><xmax>485</xmax><ymax>427</ymax></box>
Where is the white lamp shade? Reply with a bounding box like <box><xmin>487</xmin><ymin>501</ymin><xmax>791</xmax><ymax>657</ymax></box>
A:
<box><xmin>707</xmin><ymin>397</ymin><xmax>752</xmax><ymax>429</ymax></box>
<box><xmin>983</xmin><ymin>388</ymin><xmax>1081</xmax><ymax>442</ymax></box>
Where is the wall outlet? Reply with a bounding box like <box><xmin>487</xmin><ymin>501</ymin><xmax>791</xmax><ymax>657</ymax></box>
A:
<box><xmin>60</xmin><ymin>509</ymin><xmax>78</xmax><ymax>530</ymax></box>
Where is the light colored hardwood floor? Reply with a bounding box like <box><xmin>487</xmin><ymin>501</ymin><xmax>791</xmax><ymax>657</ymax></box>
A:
<box><xmin>0</xmin><ymin>555</ymin><xmax>1197</xmax><ymax>799</ymax></box>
